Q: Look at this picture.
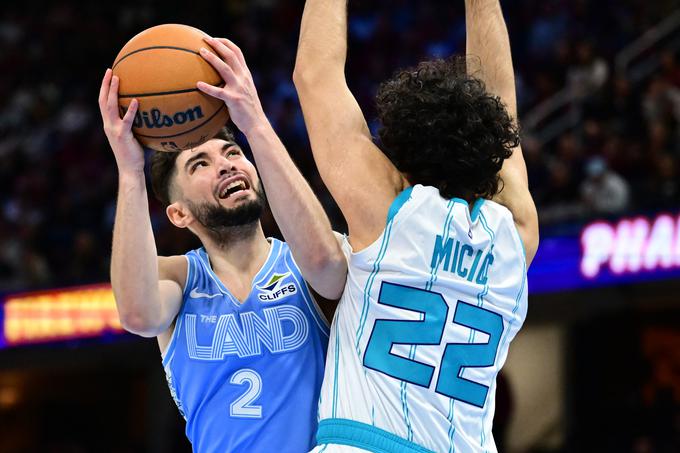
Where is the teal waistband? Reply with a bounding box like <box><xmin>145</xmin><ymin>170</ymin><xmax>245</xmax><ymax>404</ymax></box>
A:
<box><xmin>316</xmin><ymin>418</ymin><xmax>435</xmax><ymax>453</ymax></box>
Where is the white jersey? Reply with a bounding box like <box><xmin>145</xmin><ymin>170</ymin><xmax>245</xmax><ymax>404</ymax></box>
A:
<box><xmin>315</xmin><ymin>185</ymin><xmax>528</xmax><ymax>453</ymax></box>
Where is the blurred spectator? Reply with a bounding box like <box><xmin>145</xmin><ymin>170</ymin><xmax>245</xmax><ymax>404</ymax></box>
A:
<box><xmin>642</xmin><ymin>75</ymin><xmax>680</xmax><ymax>125</ymax></box>
<box><xmin>659</xmin><ymin>50</ymin><xmax>680</xmax><ymax>87</ymax></box>
<box><xmin>648</xmin><ymin>154</ymin><xmax>680</xmax><ymax>209</ymax></box>
<box><xmin>0</xmin><ymin>0</ymin><xmax>678</xmax><ymax>291</ymax></box>
<box><xmin>580</xmin><ymin>157</ymin><xmax>630</xmax><ymax>215</ymax></box>
<box><xmin>567</xmin><ymin>41</ymin><xmax>609</xmax><ymax>100</ymax></box>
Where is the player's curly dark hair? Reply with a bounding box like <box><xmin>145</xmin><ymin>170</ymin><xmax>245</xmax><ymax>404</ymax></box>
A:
<box><xmin>375</xmin><ymin>57</ymin><xmax>519</xmax><ymax>200</ymax></box>
<box><xmin>150</xmin><ymin>127</ymin><xmax>236</xmax><ymax>207</ymax></box>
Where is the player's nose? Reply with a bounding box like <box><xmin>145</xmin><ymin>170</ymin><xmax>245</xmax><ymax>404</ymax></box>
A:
<box><xmin>217</xmin><ymin>157</ymin><xmax>237</xmax><ymax>177</ymax></box>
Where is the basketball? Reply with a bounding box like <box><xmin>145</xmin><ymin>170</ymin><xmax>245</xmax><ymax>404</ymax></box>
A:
<box><xmin>112</xmin><ymin>24</ymin><xmax>229</xmax><ymax>152</ymax></box>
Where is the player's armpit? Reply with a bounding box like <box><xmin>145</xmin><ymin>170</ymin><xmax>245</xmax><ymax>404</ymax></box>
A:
<box><xmin>158</xmin><ymin>255</ymin><xmax>188</xmax><ymax>288</ymax></box>
<box><xmin>154</xmin><ymin>277</ymin><xmax>184</xmax><ymax>353</ymax></box>
<box><xmin>156</xmin><ymin>255</ymin><xmax>187</xmax><ymax>329</ymax></box>
<box><xmin>155</xmin><ymin>279</ymin><xmax>183</xmax><ymax>331</ymax></box>
<box><xmin>514</xmin><ymin>198</ymin><xmax>539</xmax><ymax>267</ymax></box>
<box><xmin>494</xmin><ymin>171</ymin><xmax>539</xmax><ymax>265</ymax></box>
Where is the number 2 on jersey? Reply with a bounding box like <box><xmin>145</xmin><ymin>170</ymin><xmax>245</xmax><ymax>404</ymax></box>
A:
<box><xmin>229</xmin><ymin>369</ymin><xmax>263</xmax><ymax>418</ymax></box>
<box><xmin>363</xmin><ymin>282</ymin><xmax>504</xmax><ymax>408</ymax></box>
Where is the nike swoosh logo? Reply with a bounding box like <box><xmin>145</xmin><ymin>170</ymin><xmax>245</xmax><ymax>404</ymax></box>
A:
<box><xmin>189</xmin><ymin>288</ymin><xmax>222</xmax><ymax>299</ymax></box>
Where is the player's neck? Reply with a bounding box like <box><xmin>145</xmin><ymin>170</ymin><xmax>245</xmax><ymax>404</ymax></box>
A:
<box><xmin>201</xmin><ymin>222</ymin><xmax>271</xmax><ymax>279</ymax></box>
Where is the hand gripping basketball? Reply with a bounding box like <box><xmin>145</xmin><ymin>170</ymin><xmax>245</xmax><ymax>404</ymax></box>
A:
<box><xmin>196</xmin><ymin>37</ymin><xmax>268</xmax><ymax>136</ymax></box>
<box><xmin>98</xmin><ymin>68</ymin><xmax>145</xmax><ymax>174</ymax></box>
<box><xmin>111</xmin><ymin>24</ymin><xmax>230</xmax><ymax>152</ymax></box>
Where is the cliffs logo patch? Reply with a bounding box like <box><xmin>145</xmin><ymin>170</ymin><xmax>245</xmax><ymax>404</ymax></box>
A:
<box><xmin>257</xmin><ymin>272</ymin><xmax>297</xmax><ymax>302</ymax></box>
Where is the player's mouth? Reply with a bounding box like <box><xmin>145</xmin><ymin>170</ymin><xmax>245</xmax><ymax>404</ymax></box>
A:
<box><xmin>217</xmin><ymin>175</ymin><xmax>251</xmax><ymax>200</ymax></box>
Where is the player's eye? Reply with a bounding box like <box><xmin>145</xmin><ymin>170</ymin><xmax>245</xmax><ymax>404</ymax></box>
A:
<box><xmin>191</xmin><ymin>161</ymin><xmax>208</xmax><ymax>172</ymax></box>
<box><xmin>227</xmin><ymin>149</ymin><xmax>240</xmax><ymax>157</ymax></box>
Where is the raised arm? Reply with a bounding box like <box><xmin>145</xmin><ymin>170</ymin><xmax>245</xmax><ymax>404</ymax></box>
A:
<box><xmin>197</xmin><ymin>38</ymin><xmax>346</xmax><ymax>300</ymax></box>
<box><xmin>465</xmin><ymin>0</ymin><xmax>539</xmax><ymax>264</ymax></box>
<box><xmin>293</xmin><ymin>0</ymin><xmax>408</xmax><ymax>250</ymax></box>
<box><xmin>99</xmin><ymin>69</ymin><xmax>184</xmax><ymax>337</ymax></box>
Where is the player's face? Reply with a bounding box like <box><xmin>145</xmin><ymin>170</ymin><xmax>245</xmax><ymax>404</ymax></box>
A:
<box><xmin>175</xmin><ymin>138</ymin><xmax>265</xmax><ymax>227</ymax></box>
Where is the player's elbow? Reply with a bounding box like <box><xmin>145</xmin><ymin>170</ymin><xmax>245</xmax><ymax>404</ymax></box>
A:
<box><xmin>116</xmin><ymin>302</ymin><xmax>163</xmax><ymax>338</ymax></box>
<box><xmin>312</xmin><ymin>251</ymin><xmax>348</xmax><ymax>300</ymax></box>
<box><xmin>293</xmin><ymin>63</ymin><xmax>340</xmax><ymax>95</ymax></box>
<box><xmin>292</xmin><ymin>64</ymin><xmax>319</xmax><ymax>93</ymax></box>
<box><xmin>321</xmin><ymin>249</ymin><xmax>348</xmax><ymax>278</ymax></box>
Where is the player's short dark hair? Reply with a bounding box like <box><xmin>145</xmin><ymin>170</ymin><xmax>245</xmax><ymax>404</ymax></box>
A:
<box><xmin>150</xmin><ymin>127</ymin><xmax>236</xmax><ymax>207</ymax></box>
<box><xmin>375</xmin><ymin>57</ymin><xmax>519</xmax><ymax>200</ymax></box>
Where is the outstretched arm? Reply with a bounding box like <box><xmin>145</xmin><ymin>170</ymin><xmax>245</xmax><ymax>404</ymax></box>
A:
<box><xmin>197</xmin><ymin>38</ymin><xmax>347</xmax><ymax>301</ymax></box>
<box><xmin>465</xmin><ymin>0</ymin><xmax>539</xmax><ymax>264</ymax></box>
<box><xmin>99</xmin><ymin>69</ymin><xmax>184</xmax><ymax>337</ymax></box>
<box><xmin>293</xmin><ymin>0</ymin><xmax>408</xmax><ymax>250</ymax></box>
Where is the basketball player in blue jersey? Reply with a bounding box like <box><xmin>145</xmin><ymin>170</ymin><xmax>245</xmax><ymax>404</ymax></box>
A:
<box><xmin>99</xmin><ymin>37</ymin><xmax>346</xmax><ymax>452</ymax></box>
<box><xmin>294</xmin><ymin>0</ymin><xmax>539</xmax><ymax>452</ymax></box>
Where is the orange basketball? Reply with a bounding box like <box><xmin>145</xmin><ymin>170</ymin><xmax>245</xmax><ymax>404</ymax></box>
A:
<box><xmin>112</xmin><ymin>24</ymin><xmax>229</xmax><ymax>152</ymax></box>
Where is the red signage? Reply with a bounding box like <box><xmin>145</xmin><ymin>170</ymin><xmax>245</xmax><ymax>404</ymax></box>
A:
<box><xmin>2</xmin><ymin>284</ymin><xmax>124</xmax><ymax>347</ymax></box>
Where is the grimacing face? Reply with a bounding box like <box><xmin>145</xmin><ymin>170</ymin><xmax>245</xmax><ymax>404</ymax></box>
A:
<box><xmin>169</xmin><ymin>138</ymin><xmax>265</xmax><ymax>231</ymax></box>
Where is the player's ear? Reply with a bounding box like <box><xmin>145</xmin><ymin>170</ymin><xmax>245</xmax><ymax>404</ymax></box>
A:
<box><xmin>167</xmin><ymin>202</ymin><xmax>192</xmax><ymax>228</ymax></box>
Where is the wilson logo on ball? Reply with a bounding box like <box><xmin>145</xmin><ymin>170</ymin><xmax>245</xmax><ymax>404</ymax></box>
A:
<box><xmin>120</xmin><ymin>105</ymin><xmax>205</xmax><ymax>129</ymax></box>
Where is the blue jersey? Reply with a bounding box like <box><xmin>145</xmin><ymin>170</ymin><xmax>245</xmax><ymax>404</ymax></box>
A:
<box><xmin>162</xmin><ymin>238</ymin><xmax>330</xmax><ymax>452</ymax></box>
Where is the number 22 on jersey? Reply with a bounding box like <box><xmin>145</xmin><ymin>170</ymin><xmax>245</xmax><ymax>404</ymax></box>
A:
<box><xmin>363</xmin><ymin>282</ymin><xmax>504</xmax><ymax>408</ymax></box>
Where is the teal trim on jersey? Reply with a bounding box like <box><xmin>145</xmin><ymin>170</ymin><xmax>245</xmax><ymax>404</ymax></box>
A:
<box><xmin>481</xmin><ymin>264</ymin><xmax>525</xmax><ymax>445</ymax></box>
<box><xmin>479</xmin><ymin>212</ymin><xmax>497</xmax><ymax>242</ymax></box>
<box><xmin>332</xmin><ymin>313</ymin><xmax>341</xmax><ymax>417</ymax></box>
<box><xmin>477</xmin><ymin>212</ymin><xmax>497</xmax><ymax>448</ymax></box>
<box><xmin>450</xmin><ymin>197</ymin><xmax>487</xmax><ymax>225</ymax></box>
<box><xmin>387</xmin><ymin>185</ymin><xmax>414</xmax><ymax>224</ymax></box>
<box><xmin>317</xmin><ymin>419</ymin><xmax>436</xmax><ymax>453</ymax></box>
<box><xmin>481</xmin><ymin>211</ymin><xmax>525</xmax><ymax>449</ymax></box>
<box><xmin>447</xmin><ymin>398</ymin><xmax>456</xmax><ymax>453</ymax></box>
<box><xmin>470</xmin><ymin>199</ymin><xmax>485</xmax><ymax>223</ymax></box>
<box><xmin>400</xmin><ymin>379</ymin><xmax>413</xmax><ymax>441</ymax></box>
<box><xmin>469</xmin><ymin>213</ymin><xmax>496</xmax><ymax>342</ymax></box>
<box><xmin>514</xmin><ymin>271</ymin><xmax>526</xmax><ymax>316</ymax></box>
<box><xmin>355</xmin><ymin>218</ymin><xmax>395</xmax><ymax>353</ymax></box>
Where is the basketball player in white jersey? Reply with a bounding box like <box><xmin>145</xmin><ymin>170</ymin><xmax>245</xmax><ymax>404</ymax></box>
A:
<box><xmin>99</xmin><ymin>37</ymin><xmax>347</xmax><ymax>451</ymax></box>
<box><xmin>294</xmin><ymin>0</ymin><xmax>539</xmax><ymax>452</ymax></box>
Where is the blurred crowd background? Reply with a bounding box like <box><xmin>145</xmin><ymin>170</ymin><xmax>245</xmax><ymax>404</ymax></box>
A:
<box><xmin>1</xmin><ymin>0</ymin><xmax>678</xmax><ymax>291</ymax></box>
<box><xmin>0</xmin><ymin>0</ymin><xmax>679</xmax><ymax>452</ymax></box>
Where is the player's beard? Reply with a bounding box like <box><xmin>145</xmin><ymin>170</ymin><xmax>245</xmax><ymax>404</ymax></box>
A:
<box><xmin>186</xmin><ymin>182</ymin><xmax>266</xmax><ymax>245</ymax></box>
